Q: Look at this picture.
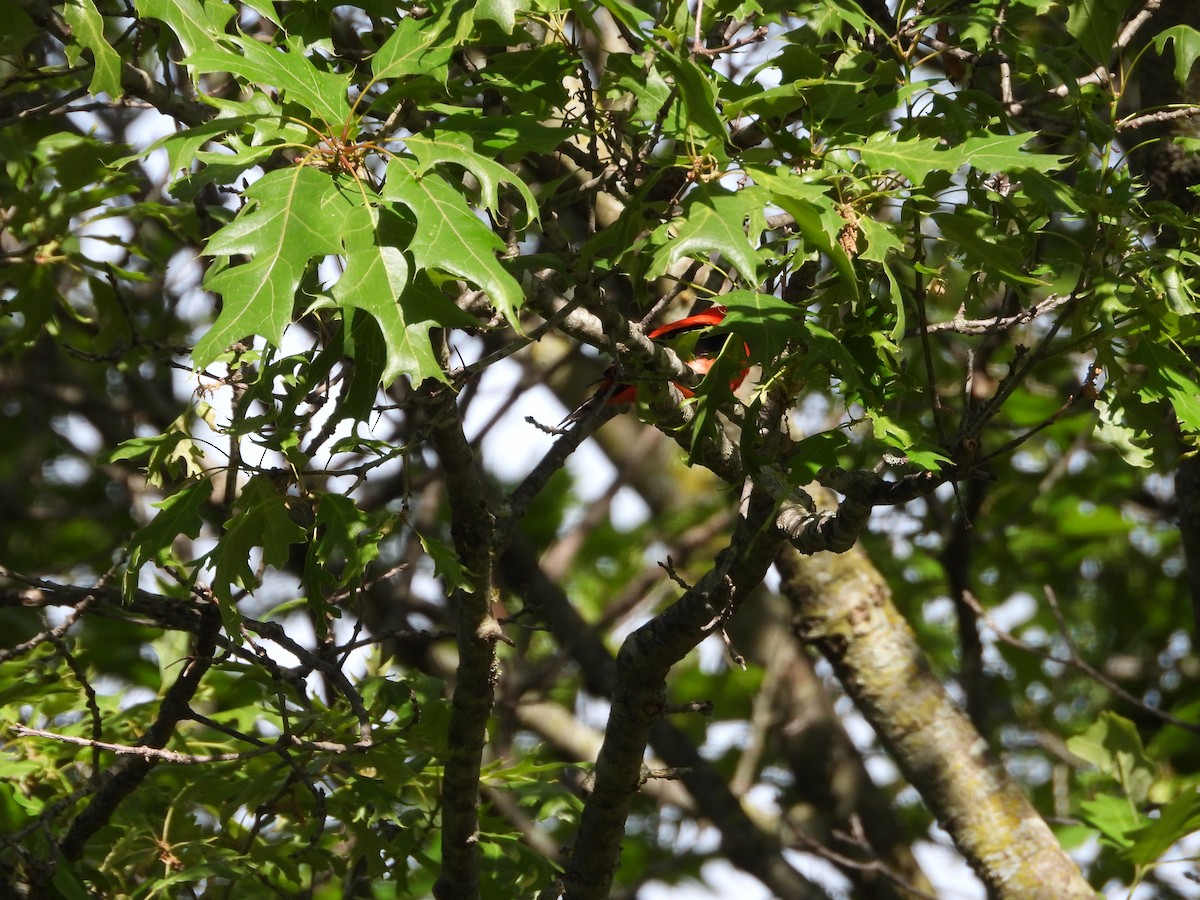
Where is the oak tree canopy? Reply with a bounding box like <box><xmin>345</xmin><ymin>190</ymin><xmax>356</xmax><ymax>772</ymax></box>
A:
<box><xmin>3</xmin><ymin>0</ymin><xmax>1200</xmax><ymax>897</ymax></box>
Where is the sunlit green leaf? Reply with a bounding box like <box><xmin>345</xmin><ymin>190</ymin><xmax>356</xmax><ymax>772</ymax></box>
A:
<box><xmin>62</xmin><ymin>0</ymin><xmax>122</xmax><ymax>97</ymax></box>
<box><xmin>197</xmin><ymin>166</ymin><xmax>345</xmax><ymax>366</ymax></box>
<box><xmin>1068</xmin><ymin>712</ymin><xmax>1157</xmax><ymax>804</ymax></box>
<box><xmin>383</xmin><ymin>158</ymin><xmax>524</xmax><ymax>329</ymax></box>
<box><xmin>648</xmin><ymin>184</ymin><xmax>765</xmax><ymax>287</ymax></box>
<box><xmin>406</xmin><ymin>134</ymin><xmax>539</xmax><ymax>221</ymax></box>
<box><xmin>1066</xmin><ymin>0</ymin><xmax>1128</xmax><ymax>66</ymax></box>
<box><xmin>135</xmin><ymin>0</ymin><xmax>236</xmax><ymax>57</ymax></box>
<box><xmin>372</xmin><ymin>11</ymin><xmax>456</xmax><ymax>81</ymax></box>
<box><xmin>1152</xmin><ymin>24</ymin><xmax>1200</xmax><ymax>88</ymax></box>
<box><xmin>185</xmin><ymin>34</ymin><xmax>350</xmax><ymax>128</ymax></box>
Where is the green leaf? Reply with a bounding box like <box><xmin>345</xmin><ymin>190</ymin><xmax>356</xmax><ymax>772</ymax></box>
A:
<box><xmin>657</xmin><ymin>50</ymin><xmax>726</xmax><ymax>141</ymax></box>
<box><xmin>1164</xmin><ymin>367</ymin><xmax>1200</xmax><ymax>435</ymax></box>
<box><xmin>1094</xmin><ymin>392</ymin><xmax>1154</xmax><ymax>468</ymax></box>
<box><xmin>134</xmin><ymin>0</ymin><xmax>237</xmax><ymax>57</ymax></box>
<box><xmin>471</xmin><ymin>46</ymin><xmax>576</xmax><ymax>116</ymax></box>
<box><xmin>795</xmin><ymin>321</ymin><xmax>874</xmax><ymax>398</ymax></box>
<box><xmin>577</xmin><ymin>0</ymin><xmax>650</xmax><ymax>38</ymax></box>
<box><xmin>51</xmin><ymin>867</ymin><xmax>93</xmax><ymax>900</ymax></box>
<box><xmin>721</xmin><ymin>290</ymin><xmax>808</xmax><ymax>365</ymax></box>
<box><xmin>808</xmin><ymin>0</ymin><xmax>873</xmax><ymax>36</ymax></box>
<box><xmin>0</xmin><ymin>4</ymin><xmax>38</xmax><ymax>57</ymax></box>
<box><xmin>331</xmin><ymin>315</ymin><xmax>388</xmax><ymax>421</ymax></box>
<box><xmin>1131</xmin><ymin>342</ymin><xmax>1200</xmax><ymax>437</ymax></box>
<box><xmin>210</xmin><ymin>475</ymin><xmax>307</xmax><ymax>604</ymax></box>
<box><xmin>1126</xmin><ymin>787</ymin><xmax>1200</xmax><ymax>866</ymax></box>
<box><xmin>1079</xmin><ymin>793</ymin><xmax>1143</xmax><ymax>850</ymax></box>
<box><xmin>63</xmin><ymin>0</ymin><xmax>122</xmax><ymax>97</ymax></box>
<box><xmin>303</xmin><ymin>494</ymin><xmax>381</xmax><ymax>630</ymax></box>
<box><xmin>419</xmin><ymin>530</ymin><xmax>474</xmax><ymax>593</ymax></box>
<box><xmin>647</xmin><ymin>184</ymin><xmax>764</xmax><ymax>287</ymax></box>
<box><xmin>783</xmin><ymin>430</ymin><xmax>852</xmax><ymax>483</ymax></box>
<box><xmin>950</xmin><ymin>133</ymin><xmax>1068</xmax><ymax>174</ymax></box>
<box><xmin>185</xmin><ymin>35</ymin><xmax>350</xmax><ymax>129</ymax></box>
<box><xmin>372</xmin><ymin>9</ymin><xmax>456</xmax><ymax>81</ymax></box>
<box><xmin>933</xmin><ymin>209</ymin><xmax>1045</xmax><ymax>286</ymax></box>
<box><xmin>1156</xmin><ymin>255</ymin><xmax>1200</xmax><ymax>315</ymax></box>
<box><xmin>1066</xmin><ymin>0</ymin><xmax>1127</xmax><ymax>66</ymax></box>
<box><xmin>1068</xmin><ymin>712</ymin><xmax>1157</xmax><ymax>804</ymax></box>
<box><xmin>751</xmin><ymin>166</ymin><xmax>861</xmax><ymax>302</ymax></box>
<box><xmin>0</xmin><ymin>782</ymin><xmax>34</xmax><ymax>833</ymax></box>
<box><xmin>475</xmin><ymin>0</ymin><xmax>518</xmax><ymax>34</ymax></box>
<box><xmin>331</xmin><ymin>203</ymin><xmax>446</xmax><ymax>385</ymax></box>
<box><xmin>879</xmin><ymin>262</ymin><xmax>906</xmax><ymax>342</ymax></box>
<box><xmin>312</xmin><ymin>495</ymin><xmax>378</xmax><ymax>579</ymax></box>
<box><xmin>107</xmin><ymin>419</ymin><xmax>205</xmax><ymax>486</ymax></box>
<box><xmin>774</xmin><ymin>195</ymin><xmax>860</xmax><ymax>303</ymax></box>
<box><xmin>1152</xmin><ymin>25</ymin><xmax>1200</xmax><ymax>89</ymax></box>
<box><xmin>197</xmin><ymin>166</ymin><xmax>345</xmax><ymax>367</ymax></box>
<box><xmin>123</xmin><ymin>479</ymin><xmax>212</xmax><ymax>600</ymax></box>
<box><xmin>841</xmin><ymin>133</ymin><xmax>931</xmax><ymax>183</ymax></box>
<box><xmin>426</xmin><ymin>115</ymin><xmax>566</xmax><ymax>159</ymax></box>
<box><xmin>869</xmin><ymin>415</ymin><xmax>949</xmax><ymax>470</ymax></box>
<box><xmin>406</xmin><ymin>134</ymin><xmax>539</xmax><ymax>222</ymax></box>
<box><xmin>847</xmin><ymin>133</ymin><xmax>1065</xmax><ymax>186</ymax></box>
<box><xmin>383</xmin><ymin>158</ymin><xmax>524</xmax><ymax>329</ymax></box>
<box><xmin>115</xmin><ymin>112</ymin><xmax>259</xmax><ymax>183</ymax></box>
<box><xmin>686</xmin><ymin>335</ymin><xmax>748</xmax><ymax>461</ymax></box>
<box><xmin>1053</xmin><ymin>499</ymin><xmax>1130</xmax><ymax>538</ymax></box>
<box><xmin>858</xmin><ymin>216</ymin><xmax>904</xmax><ymax>263</ymax></box>
<box><xmin>239</xmin><ymin>0</ymin><xmax>280</xmax><ymax>27</ymax></box>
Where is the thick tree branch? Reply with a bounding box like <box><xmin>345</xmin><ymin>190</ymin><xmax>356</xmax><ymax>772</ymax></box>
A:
<box><xmin>498</xmin><ymin>537</ymin><xmax>825</xmax><ymax>899</ymax></box>
<box><xmin>775</xmin><ymin>543</ymin><xmax>1094</xmax><ymax>899</ymax></box>
<box><xmin>563</xmin><ymin>484</ymin><xmax>782</xmax><ymax>899</ymax></box>
<box><xmin>421</xmin><ymin>383</ymin><xmax>504</xmax><ymax>900</ymax></box>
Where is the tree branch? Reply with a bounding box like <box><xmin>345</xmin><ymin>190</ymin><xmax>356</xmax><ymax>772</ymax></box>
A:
<box><xmin>13</xmin><ymin>0</ymin><xmax>213</xmax><ymax>126</ymax></box>
<box><xmin>498</xmin><ymin>536</ymin><xmax>825</xmax><ymax>898</ymax></box>
<box><xmin>776</xmin><ymin>543</ymin><xmax>1094</xmax><ymax>898</ymax></box>
<box><xmin>420</xmin><ymin>382</ymin><xmax>504</xmax><ymax>900</ymax></box>
<box><xmin>60</xmin><ymin>599</ymin><xmax>221</xmax><ymax>860</ymax></box>
<box><xmin>563</xmin><ymin>483</ymin><xmax>782</xmax><ymax>899</ymax></box>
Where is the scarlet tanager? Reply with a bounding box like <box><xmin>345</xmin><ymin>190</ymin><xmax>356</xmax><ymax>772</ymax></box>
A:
<box><xmin>565</xmin><ymin>308</ymin><xmax>748</xmax><ymax>423</ymax></box>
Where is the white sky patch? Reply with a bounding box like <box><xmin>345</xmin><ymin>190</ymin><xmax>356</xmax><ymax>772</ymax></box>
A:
<box><xmin>989</xmin><ymin>591</ymin><xmax>1037</xmax><ymax>632</ymax></box>
<box><xmin>78</xmin><ymin>215</ymin><xmax>133</xmax><ymax>265</ymax></box>
<box><xmin>914</xmin><ymin>835</ymin><xmax>986</xmax><ymax>898</ymax></box>
<box><xmin>52</xmin><ymin>412</ymin><xmax>103</xmax><ymax>455</ymax></box>
<box><xmin>699</xmin><ymin>720</ymin><xmax>751</xmax><ymax>760</ymax></box>
<box><xmin>126</xmin><ymin>106</ymin><xmax>179</xmax><ymax>186</ymax></box>
<box><xmin>575</xmin><ymin>692</ymin><xmax>611</xmax><ymax>733</ymax></box>
<box><xmin>640</xmin><ymin>861</ymin><xmax>770</xmax><ymax>900</ymax></box>
<box><xmin>460</xmin><ymin>353</ymin><xmax>651</xmax><ymax>529</ymax></box>
<box><xmin>754</xmin><ymin>65</ymin><xmax>782</xmax><ymax>89</ymax></box>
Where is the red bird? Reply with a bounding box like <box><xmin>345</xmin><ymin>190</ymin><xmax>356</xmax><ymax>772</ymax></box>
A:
<box><xmin>565</xmin><ymin>308</ymin><xmax>747</xmax><ymax>423</ymax></box>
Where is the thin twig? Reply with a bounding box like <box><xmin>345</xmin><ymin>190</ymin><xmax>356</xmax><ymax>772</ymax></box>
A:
<box><xmin>791</xmin><ymin>824</ymin><xmax>940</xmax><ymax>900</ymax></box>
<box><xmin>917</xmin><ymin>294</ymin><xmax>1071</xmax><ymax>336</ymax></box>
<box><xmin>11</xmin><ymin>725</ymin><xmax>278</xmax><ymax>764</ymax></box>
<box><xmin>979</xmin><ymin>361</ymin><xmax>1100</xmax><ymax>464</ymax></box>
<box><xmin>694</xmin><ymin>26</ymin><xmax>769</xmax><ymax>58</ymax></box>
<box><xmin>961</xmin><ymin>591</ymin><xmax>1200</xmax><ymax>735</ymax></box>
<box><xmin>1118</xmin><ymin>105</ymin><xmax>1200</xmax><ymax>131</ymax></box>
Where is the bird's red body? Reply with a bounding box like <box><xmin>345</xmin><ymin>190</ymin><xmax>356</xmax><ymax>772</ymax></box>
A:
<box><xmin>566</xmin><ymin>308</ymin><xmax>747</xmax><ymax>422</ymax></box>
